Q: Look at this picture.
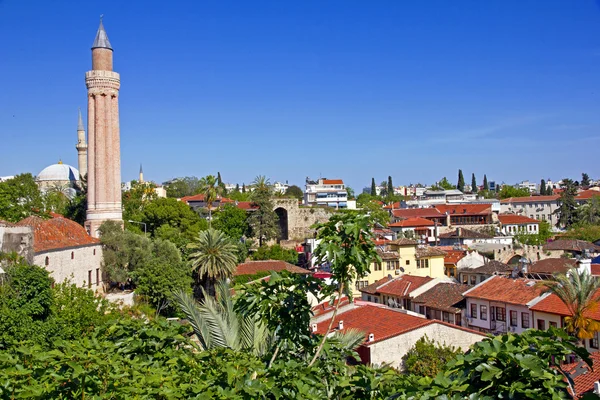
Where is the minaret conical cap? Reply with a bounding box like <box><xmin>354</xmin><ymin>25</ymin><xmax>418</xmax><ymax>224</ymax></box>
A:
<box><xmin>78</xmin><ymin>108</ymin><xmax>85</xmax><ymax>131</ymax></box>
<box><xmin>92</xmin><ymin>17</ymin><xmax>112</xmax><ymax>50</ymax></box>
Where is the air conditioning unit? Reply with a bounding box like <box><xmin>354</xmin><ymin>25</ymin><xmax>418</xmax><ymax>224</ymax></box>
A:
<box><xmin>395</xmin><ymin>269</ymin><xmax>401</xmax><ymax>275</ymax></box>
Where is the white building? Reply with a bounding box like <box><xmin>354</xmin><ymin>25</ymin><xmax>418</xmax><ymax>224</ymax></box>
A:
<box><xmin>516</xmin><ymin>181</ymin><xmax>537</xmax><ymax>193</ymax></box>
<box><xmin>500</xmin><ymin>195</ymin><xmax>559</xmax><ymax>224</ymax></box>
<box><xmin>273</xmin><ymin>181</ymin><xmax>290</xmax><ymax>194</ymax></box>
<box><xmin>304</xmin><ymin>178</ymin><xmax>349</xmax><ymax>208</ymax></box>
<box><xmin>498</xmin><ymin>214</ymin><xmax>540</xmax><ymax>235</ymax></box>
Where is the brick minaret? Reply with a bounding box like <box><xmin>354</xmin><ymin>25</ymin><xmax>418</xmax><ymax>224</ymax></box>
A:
<box><xmin>85</xmin><ymin>18</ymin><xmax>122</xmax><ymax>237</ymax></box>
<box><xmin>76</xmin><ymin>108</ymin><xmax>88</xmax><ymax>179</ymax></box>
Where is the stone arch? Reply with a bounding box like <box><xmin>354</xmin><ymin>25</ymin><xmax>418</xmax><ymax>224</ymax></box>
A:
<box><xmin>274</xmin><ymin>207</ymin><xmax>289</xmax><ymax>241</ymax></box>
<box><xmin>507</xmin><ymin>254</ymin><xmax>524</xmax><ymax>266</ymax></box>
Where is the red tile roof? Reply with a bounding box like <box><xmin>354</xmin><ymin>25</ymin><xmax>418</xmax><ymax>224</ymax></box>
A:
<box><xmin>16</xmin><ymin>215</ymin><xmax>100</xmax><ymax>252</ymax></box>
<box><xmin>388</xmin><ymin>217</ymin><xmax>434</xmax><ymax>228</ymax></box>
<box><xmin>576</xmin><ymin>190</ymin><xmax>600</xmax><ymax>200</ymax></box>
<box><xmin>498</xmin><ymin>214</ymin><xmax>540</xmax><ymax>225</ymax></box>
<box><xmin>234</xmin><ymin>260</ymin><xmax>310</xmax><ymax>276</ymax></box>
<box><xmin>500</xmin><ymin>195</ymin><xmax>559</xmax><ymax>204</ymax></box>
<box><xmin>0</xmin><ymin>219</ymin><xmax>16</xmax><ymax>227</ymax></box>
<box><xmin>388</xmin><ymin>238</ymin><xmax>418</xmax><ymax>246</ymax></box>
<box><xmin>383</xmin><ymin>202</ymin><xmax>401</xmax><ymax>210</ymax></box>
<box><xmin>530</xmin><ymin>289</ymin><xmax>600</xmax><ymax>320</ymax></box>
<box><xmin>391</xmin><ymin>208</ymin><xmax>444</xmax><ymax>219</ymax></box>
<box><xmin>592</xmin><ymin>264</ymin><xmax>600</xmax><ymax>276</ymax></box>
<box><xmin>180</xmin><ymin>194</ymin><xmax>233</xmax><ymax>203</ymax></box>
<box><xmin>322</xmin><ymin>179</ymin><xmax>344</xmax><ymax>185</ymax></box>
<box><xmin>314</xmin><ymin>304</ymin><xmax>485</xmax><ymax>344</ymax></box>
<box><xmin>444</xmin><ymin>249</ymin><xmax>467</xmax><ymax>265</ymax></box>
<box><xmin>529</xmin><ymin>258</ymin><xmax>577</xmax><ymax>275</ymax></box>
<box><xmin>543</xmin><ymin>239</ymin><xmax>600</xmax><ymax>253</ymax></box>
<box><xmin>435</xmin><ymin>204</ymin><xmax>492</xmax><ymax>216</ymax></box>
<box><xmin>438</xmin><ymin>228</ymin><xmax>493</xmax><ymax>239</ymax></box>
<box><xmin>463</xmin><ymin>276</ymin><xmax>544</xmax><ymax>306</ymax></box>
<box><xmin>412</xmin><ymin>283</ymin><xmax>472</xmax><ymax>313</ymax></box>
<box><xmin>311</xmin><ymin>296</ymin><xmax>351</xmax><ymax>317</ymax></box>
<box><xmin>360</xmin><ymin>275</ymin><xmax>433</xmax><ymax>297</ymax></box>
<box><xmin>235</xmin><ymin>201</ymin><xmax>259</xmax><ymax>210</ymax></box>
<box><xmin>564</xmin><ymin>351</ymin><xmax>600</xmax><ymax>399</ymax></box>
<box><xmin>415</xmin><ymin>247</ymin><xmax>446</xmax><ymax>258</ymax></box>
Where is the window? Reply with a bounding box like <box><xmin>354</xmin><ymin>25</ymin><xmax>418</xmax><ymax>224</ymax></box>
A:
<box><xmin>96</xmin><ymin>268</ymin><xmax>100</xmax><ymax>286</ymax></box>
<box><xmin>442</xmin><ymin>312</ymin><xmax>451</xmax><ymax>323</ymax></box>
<box><xmin>45</xmin><ymin>256</ymin><xmax>49</xmax><ymax>266</ymax></box>
<box><xmin>405</xmin><ymin>260</ymin><xmax>410</xmax><ymax>265</ymax></box>
<box><xmin>537</xmin><ymin>319</ymin><xmax>546</xmax><ymax>330</ymax></box>
<box><xmin>417</xmin><ymin>259</ymin><xmax>430</xmax><ymax>269</ymax></box>
<box><xmin>93</xmin><ymin>249</ymin><xmax>96</xmax><ymax>255</ymax></box>
<box><xmin>470</xmin><ymin>304</ymin><xmax>477</xmax><ymax>319</ymax></box>
<box><xmin>71</xmin><ymin>251</ymin><xmax>74</xmax><ymax>260</ymax></box>
<box><xmin>374</xmin><ymin>263</ymin><xmax>382</xmax><ymax>271</ymax></box>
<box><xmin>355</xmin><ymin>280</ymin><xmax>369</xmax><ymax>291</ymax></box>
<box><xmin>480</xmin><ymin>305</ymin><xmax>487</xmax><ymax>321</ymax></box>
<box><xmin>549</xmin><ymin>321</ymin><xmax>557</xmax><ymax>328</ymax></box>
<box><xmin>521</xmin><ymin>312</ymin><xmax>530</xmax><ymax>328</ymax></box>
<box><xmin>88</xmin><ymin>270</ymin><xmax>92</xmax><ymax>289</ymax></box>
<box><xmin>591</xmin><ymin>332</ymin><xmax>599</xmax><ymax>349</ymax></box>
<box><xmin>510</xmin><ymin>311</ymin><xmax>517</xmax><ymax>327</ymax></box>
<box><xmin>535</xmin><ymin>214</ymin><xmax>539</xmax><ymax>220</ymax></box>
<box><xmin>419</xmin><ymin>306</ymin><xmax>425</xmax><ymax>315</ymax></box>
<box><xmin>387</xmin><ymin>261</ymin><xmax>394</xmax><ymax>271</ymax></box>
<box><xmin>496</xmin><ymin>307</ymin><xmax>506</xmax><ymax>322</ymax></box>
<box><xmin>470</xmin><ymin>275</ymin><xmax>477</xmax><ymax>285</ymax></box>
<box><xmin>367</xmin><ymin>295</ymin><xmax>372</xmax><ymax>302</ymax></box>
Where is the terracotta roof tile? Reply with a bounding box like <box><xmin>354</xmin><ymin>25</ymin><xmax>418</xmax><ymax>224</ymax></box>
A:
<box><xmin>412</xmin><ymin>283</ymin><xmax>472</xmax><ymax>313</ymax></box>
<box><xmin>322</xmin><ymin>179</ymin><xmax>344</xmax><ymax>185</ymax></box>
<box><xmin>388</xmin><ymin>217</ymin><xmax>434</xmax><ymax>228</ymax></box>
<box><xmin>468</xmin><ymin>260</ymin><xmax>512</xmax><ymax>275</ymax></box>
<box><xmin>0</xmin><ymin>220</ymin><xmax>16</xmax><ymax>227</ymax></box>
<box><xmin>543</xmin><ymin>239</ymin><xmax>600</xmax><ymax>253</ymax></box>
<box><xmin>530</xmin><ymin>289</ymin><xmax>600</xmax><ymax>320</ymax></box>
<box><xmin>235</xmin><ymin>201</ymin><xmax>259</xmax><ymax>210</ymax></box>
<box><xmin>391</xmin><ymin>208</ymin><xmax>444</xmax><ymax>219</ymax></box>
<box><xmin>311</xmin><ymin>296</ymin><xmax>351</xmax><ymax>317</ymax></box>
<box><xmin>498</xmin><ymin>214</ymin><xmax>540</xmax><ymax>225</ymax></box>
<box><xmin>529</xmin><ymin>258</ymin><xmax>577</xmax><ymax>275</ymax></box>
<box><xmin>576</xmin><ymin>190</ymin><xmax>600</xmax><ymax>200</ymax></box>
<box><xmin>564</xmin><ymin>351</ymin><xmax>600</xmax><ymax>399</ymax></box>
<box><xmin>500</xmin><ymin>195</ymin><xmax>559</xmax><ymax>204</ymax></box>
<box><xmin>16</xmin><ymin>215</ymin><xmax>99</xmax><ymax>252</ymax></box>
<box><xmin>180</xmin><ymin>194</ymin><xmax>233</xmax><ymax>203</ymax></box>
<box><xmin>314</xmin><ymin>304</ymin><xmax>485</xmax><ymax>345</ymax></box>
<box><xmin>463</xmin><ymin>276</ymin><xmax>544</xmax><ymax>306</ymax></box>
<box><xmin>592</xmin><ymin>264</ymin><xmax>600</xmax><ymax>276</ymax></box>
<box><xmin>415</xmin><ymin>247</ymin><xmax>446</xmax><ymax>258</ymax></box>
<box><xmin>444</xmin><ymin>250</ymin><xmax>467</xmax><ymax>265</ymax></box>
<box><xmin>383</xmin><ymin>202</ymin><xmax>401</xmax><ymax>210</ymax></box>
<box><xmin>388</xmin><ymin>238</ymin><xmax>418</xmax><ymax>246</ymax></box>
<box><xmin>360</xmin><ymin>275</ymin><xmax>433</xmax><ymax>297</ymax></box>
<box><xmin>234</xmin><ymin>260</ymin><xmax>310</xmax><ymax>276</ymax></box>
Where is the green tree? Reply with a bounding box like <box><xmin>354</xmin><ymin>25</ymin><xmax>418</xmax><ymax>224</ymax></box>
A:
<box><xmin>498</xmin><ymin>185</ymin><xmax>531</xmax><ymax>199</ymax></box>
<box><xmin>540</xmin><ymin>179</ymin><xmax>547</xmax><ymax>196</ymax></box>
<box><xmin>212</xmin><ymin>203</ymin><xmax>249</xmax><ymax>240</ymax></box>
<box><xmin>309</xmin><ymin>213</ymin><xmax>381</xmax><ymax>366</ymax></box>
<box><xmin>576</xmin><ymin>195</ymin><xmax>600</xmax><ymax>225</ymax></box>
<box><xmin>358</xmin><ymin>199</ymin><xmax>390</xmax><ymax>226</ymax></box>
<box><xmin>515</xmin><ymin>220</ymin><xmax>553</xmax><ymax>245</ymax></box>
<box><xmin>432</xmin><ymin>177</ymin><xmax>455</xmax><ymax>191</ymax></box>
<box><xmin>199</xmin><ymin>175</ymin><xmax>224</xmax><ymax>227</ymax></box>
<box><xmin>471</xmin><ymin>173</ymin><xmax>477</xmax><ymax>194</ymax></box>
<box><xmin>284</xmin><ymin>185</ymin><xmax>303</xmax><ymax>200</ymax></box>
<box><xmin>387</xmin><ymin>176</ymin><xmax>393</xmax><ymax>196</ymax></box>
<box><xmin>65</xmin><ymin>174</ymin><xmax>87</xmax><ymax>225</ymax></box>
<box><xmin>554</xmin><ymin>178</ymin><xmax>579</xmax><ymax>228</ymax></box>
<box><xmin>0</xmin><ymin>173</ymin><xmax>46</xmax><ymax>222</ymax></box>
<box><xmin>175</xmin><ymin>281</ymin><xmax>272</xmax><ymax>356</ymax></box>
<box><xmin>539</xmin><ymin>268</ymin><xmax>600</xmax><ymax>344</ymax></box>
<box><xmin>138</xmin><ymin>197</ymin><xmax>205</xmax><ymax>240</ymax></box>
<box><xmin>483</xmin><ymin>174</ymin><xmax>489</xmax><ymax>191</ymax></box>
<box><xmin>188</xmin><ymin>228</ymin><xmax>238</xmax><ymax>294</ymax></box>
<box><xmin>457</xmin><ymin>169</ymin><xmax>465</xmax><ymax>192</ymax></box>
<box><xmin>582</xmin><ymin>173</ymin><xmax>591</xmax><ymax>188</ymax></box>
<box><xmin>251</xmin><ymin>244</ymin><xmax>299</xmax><ymax>264</ymax></box>
<box><xmin>370</xmin><ymin>177</ymin><xmax>377</xmax><ymax>196</ymax></box>
<box><xmin>563</xmin><ymin>224</ymin><xmax>600</xmax><ymax>243</ymax></box>
<box><xmin>242</xmin><ymin>183</ymin><xmax>246</xmax><ymax>193</ymax></box>
<box><xmin>248</xmin><ymin>176</ymin><xmax>279</xmax><ymax>246</ymax></box>
<box><xmin>165</xmin><ymin>176</ymin><xmax>202</xmax><ymax>198</ymax></box>
<box><xmin>346</xmin><ymin>186</ymin><xmax>355</xmax><ymax>200</ymax></box>
<box><xmin>402</xmin><ymin>335</ymin><xmax>461</xmax><ymax>377</ymax></box>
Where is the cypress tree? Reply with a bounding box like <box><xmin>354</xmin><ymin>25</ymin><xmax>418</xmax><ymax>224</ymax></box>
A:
<box><xmin>217</xmin><ymin>172</ymin><xmax>222</xmax><ymax>186</ymax></box>
<box><xmin>483</xmin><ymin>175</ymin><xmax>489</xmax><ymax>191</ymax></box>
<box><xmin>371</xmin><ymin>178</ymin><xmax>377</xmax><ymax>196</ymax></box>
<box><xmin>387</xmin><ymin>176</ymin><xmax>394</xmax><ymax>196</ymax></box>
<box><xmin>471</xmin><ymin>173</ymin><xmax>478</xmax><ymax>194</ymax></box>
<box><xmin>235</xmin><ymin>183</ymin><xmax>240</xmax><ymax>192</ymax></box>
<box><xmin>540</xmin><ymin>179</ymin><xmax>546</xmax><ymax>196</ymax></box>
<box><xmin>457</xmin><ymin>169</ymin><xmax>465</xmax><ymax>192</ymax></box>
<box><xmin>242</xmin><ymin>183</ymin><xmax>246</xmax><ymax>193</ymax></box>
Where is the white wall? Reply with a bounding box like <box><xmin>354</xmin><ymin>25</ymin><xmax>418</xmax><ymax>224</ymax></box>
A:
<box><xmin>34</xmin><ymin>244</ymin><xmax>103</xmax><ymax>289</ymax></box>
<box><xmin>368</xmin><ymin>322</ymin><xmax>484</xmax><ymax>369</ymax></box>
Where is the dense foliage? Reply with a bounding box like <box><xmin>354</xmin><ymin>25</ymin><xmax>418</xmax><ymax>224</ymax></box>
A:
<box><xmin>401</xmin><ymin>335</ymin><xmax>461</xmax><ymax>377</ymax></box>
<box><xmin>212</xmin><ymin>203</ymin><xmax>250</xmax><ymax>240</ymax></box>
<box><xmin>251</xmin><ymin>244</ymin><xmax>299</xmax><ymax>264</ymax></box>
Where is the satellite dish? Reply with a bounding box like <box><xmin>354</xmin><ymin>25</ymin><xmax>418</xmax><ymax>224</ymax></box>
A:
<box><xmin>400</xmin><ymin>267</ymin><xmax>405</xmax><ymax>272</ymax></box>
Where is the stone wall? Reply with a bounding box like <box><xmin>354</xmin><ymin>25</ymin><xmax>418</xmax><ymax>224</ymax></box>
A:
<box><xmin>0</xmin><ymin>225</ymin><xmax>34</xmax><ymax>264</ymax></box>
<box><xmin>34</xmin><ymin>244</ymin><xmax>104</xmax><ymax>290</ymax></box>
<box><xmin>493</xmin><ymin>244</ymin><xmax>563</xmax><ymax>264</ymax></box>
<box><xmin>272</xmin><ymin>199</ymin><xmax>332</xmax><ymax>241</ymax></box>
<box><xmin>369</xmin><ymin>322</ymin><xmax>485</xmax><ymax>369</ymax></box>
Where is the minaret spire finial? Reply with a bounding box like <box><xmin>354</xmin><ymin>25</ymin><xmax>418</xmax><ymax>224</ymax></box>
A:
<box><xmin>92</xmin><ymin>15</ymin><xmax>112</xmax><ymax>50</ymax></box>
<box><xmin>77</xmin><ymin>107</ymin><xmax>85</xmax><ymax>131</ymax></box>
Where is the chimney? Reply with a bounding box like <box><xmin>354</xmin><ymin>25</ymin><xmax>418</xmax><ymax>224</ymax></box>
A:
<box><xmin>311</xmin><ymin>323</ymin><xmax>317</xmax><ymax>333</ymax></box>
<box><xmin>594</xmin><ymin>381</ymin><xmax>600</xmax><ymax>394</ymax></box>
<box><xmin>457</xmin><ymin>227</ymin><xmax>462</xmax><ymax>237</ymax></box>
<box><xmin>368</xmin><ymin>333</ymin><xmax>375</xmax><ymax>342</ymax></box>
<box><xmin>338</xmin><ymin>320</ymin><xmax>344</xmax><ymax>330</ymax></box>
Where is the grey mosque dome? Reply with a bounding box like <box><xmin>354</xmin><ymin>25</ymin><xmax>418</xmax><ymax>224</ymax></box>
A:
<box><xmin>37</xmin><ymin>162</ymin><xmax>80</xmax><ymax>183</ymax></box>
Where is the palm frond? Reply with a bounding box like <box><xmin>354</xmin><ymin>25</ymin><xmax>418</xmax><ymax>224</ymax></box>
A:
<box><xmin>173</xmin><ymin>290</ymin><xmax>210</xmax><ymax>351</ymax></box>
<box><xmin>329</xmin><ymin>328</ymin><xmax>366</xmax><ymax>350</ymax></box>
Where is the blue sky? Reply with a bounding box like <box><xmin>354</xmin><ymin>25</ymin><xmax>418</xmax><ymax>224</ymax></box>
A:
<box><xmin>1</xmin><ymin>0</ymin><xmax>599</xmax><ymax>191</ymax></box>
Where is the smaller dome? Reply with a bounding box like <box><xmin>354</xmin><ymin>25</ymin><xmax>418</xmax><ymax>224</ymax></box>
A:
<box><xmin>37</xmin><ymin>163</ymin><xmax>80</xmax><ymax>182</ymax></box>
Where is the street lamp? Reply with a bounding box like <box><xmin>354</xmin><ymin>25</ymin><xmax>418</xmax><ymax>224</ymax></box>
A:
<box><xmin>128</xmin><ymin>220</ymin><xmax>147</xmax><ymax>236</ymax></box>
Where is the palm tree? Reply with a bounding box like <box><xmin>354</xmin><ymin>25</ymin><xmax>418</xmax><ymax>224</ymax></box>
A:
<box><xmin>199</xmin><ymin>175</ymin><xmax>223</xmax><ymax>227</ymax></box>
<box><xmin>577</xmin><ymin>196</ymin><xmax>600</xmax><ymax>226</ymax></box>
<box><xmin>539</xmin><ymin>268</ymin><xmax>600</xmax><ymax>343</ymax></box>
<box><xmin>174</xmin><ymin>281</ymin><xmax>273</xmax><ymax>356</ymax></box>
<box><xmin>188</xmin><ymin>228</ymin><xmax>238</xmax><ymax>294</ymax></box>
